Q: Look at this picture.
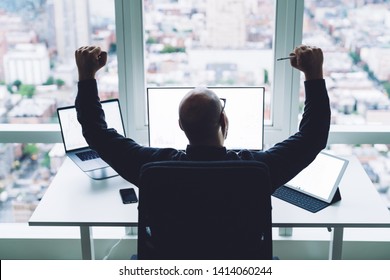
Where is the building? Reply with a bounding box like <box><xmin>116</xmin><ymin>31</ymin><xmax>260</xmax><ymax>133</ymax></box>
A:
<box><xmin>206</xmin><ymin>0</ymin><xmax>246</xmax><ymax>48</ymax></box>
<box><xmin>0</xmin><ymin>12</ymin><xmax>26</xmax><ymax>81</ymax></box>
<box><xmin>360</xmin><ymin>47</ymin><xmax>390</xmax><ymax>81</ymax></box>
<box><xmin>0</xmin><ymin>144</ymin><xmax>14</xmax><ymax>180</ymax></box>
<box><xmin>7</xmin><ymin>97</ymin><xmax>56</xmax><ymax>124</ymax></box>
<box><xmin>53</xmin><ymin>0</ymin><xmax>91</xmax><ymax>63</ymax></box>
<box><xmin>3</xmin><ymin>43</ymin><xmax>50</xmax><ymax>85</ymax></box>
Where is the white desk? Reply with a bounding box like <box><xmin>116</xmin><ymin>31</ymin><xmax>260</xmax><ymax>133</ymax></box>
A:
<box><xmin>272</xmin><ymin>156</ymin><xmax>390</xmax><ymax>259</ymax></box>
<box><xmin>29</xmin><ymin>158</ymin><xmax>138</xmax><ymax>259</ymax></box>
<box><xmin>29</xmin><ymin>156</ymin><xmax>390</xmax><ymax>260</ymax></box>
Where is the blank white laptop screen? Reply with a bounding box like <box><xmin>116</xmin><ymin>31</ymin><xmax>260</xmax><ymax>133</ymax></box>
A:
<box><xmin>58</xmin><ymin>100</ymin><xmax>125</xmax><ymax>152</ymax></box>
<box><xmin>147</xmin><ymin>87</ymin><xmax>265</xmax><ymax>150</ymax></box>
<box><xmin>284</xmin><ymin>152</ymin><xmax>349</xmax><ymax>203</ymax></box>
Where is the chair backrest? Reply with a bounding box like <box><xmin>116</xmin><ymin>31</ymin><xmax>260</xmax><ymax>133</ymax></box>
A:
<box><xmin>137</xmin><ymin>160</ymin><xmax>273</xmax><ymax>260</ymax></box>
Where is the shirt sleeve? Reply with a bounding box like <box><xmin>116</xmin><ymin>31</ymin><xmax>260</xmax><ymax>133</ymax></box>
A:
<box><xmin>75</xmin><ymin>79</ymin><xmax>181</xmax><ymax>185</ymax></box>
<box><xmin>252</xmin><ymin>79</ymin><xmax>331</xmax><ymax>192</ymax></box>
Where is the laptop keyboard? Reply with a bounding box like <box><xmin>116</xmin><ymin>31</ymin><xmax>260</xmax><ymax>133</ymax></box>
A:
<box><xmin>272</xmin><ymin>186</ymin><xmax>329</xmax><ymax>213</ymax></box>
<box><xmin>76</xmin><ymin>150</ymin><xmax>100</xmax><ymax>161</ymax></box>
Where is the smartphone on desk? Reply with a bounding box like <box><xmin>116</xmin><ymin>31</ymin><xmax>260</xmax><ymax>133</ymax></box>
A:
<box><xmin>119</xmin><ymin>188</ymin><xmax>138</xmax><ymax>204</ymax></box>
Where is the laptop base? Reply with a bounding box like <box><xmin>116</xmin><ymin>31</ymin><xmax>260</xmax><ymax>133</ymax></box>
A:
<box><xmin>85</xmin><ymin>166</ymin><xmax>118</xmax><ymax>180</ymax></box>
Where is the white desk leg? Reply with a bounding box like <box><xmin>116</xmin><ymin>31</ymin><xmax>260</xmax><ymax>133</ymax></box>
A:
<box><xmin>329</xmin><ymin>227</ymin><xmax>343</xmax><ymax>260</ymax></box>
<box><xmin>80</xmin><ymin>226</ymin><xmax>95</xmax><ymax>260</ymax></box>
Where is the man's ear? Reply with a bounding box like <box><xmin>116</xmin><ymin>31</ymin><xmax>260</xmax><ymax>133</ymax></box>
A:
<box><xmin>220</xmin><ymin>112</ymin><xmax>229</xmax><ymax>139</ymax></box>
<box><xmin>179</xmin><ymin>119</ymin><xmax>184</xmax><ymax>131</ymax></box>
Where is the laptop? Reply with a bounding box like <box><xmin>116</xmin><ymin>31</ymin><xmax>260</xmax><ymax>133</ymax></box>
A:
<box><xmin>57</xmin><ymin>99</ymin><xmax>126</xmax><ymax>180</ymax></box>
<box><xmin>272</xmin><ymin>152</ymin><xmax>349</xmax><ymax>213</ymax></box>
<box><xmin>147</xmin><ymin>86</ymin><xmax>265</xmax><ymax>151</ymax></box>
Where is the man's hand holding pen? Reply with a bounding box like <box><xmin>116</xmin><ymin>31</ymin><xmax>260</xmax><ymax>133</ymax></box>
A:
<box><xmin>277</xmin><ymin>45</ymin><xmax>323</xmax><ymax>81</ymax></box>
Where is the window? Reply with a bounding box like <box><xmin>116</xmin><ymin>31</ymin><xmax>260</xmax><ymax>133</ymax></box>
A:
<box><xmin>302</xmin><ymin>0</ymin><xmax>390</xmax><ymax>208</ymax></box>
<box><xmin>0</xmin><ymin>143</ymin><xmax>64</xmax><ymax>222</ymax></box>
<box><xmin>119</xmin><ymin>0</ymin><xmax>303</xmax><ymax>145</ymax></box>
<box><xmin>302</xmin><ymin>0</ymin><xmax>390</xmax><ymax>128</ymax></box>
<box><xmin>0</xmin><ymin>0</ymin><xmax>344</xmax><ymax>222</ymax></box>
<box><xmin>0</xmin><ymin>0</ymin><xmax>117</xmax><ymax>222</ymax></box>
<box><xmin>1</xmin><ymin>0</ymin><xmax>387</xmax><ymax>226</ymax></box>
<box><xmin>0</xmin><ymin>0</ymin><xmax>118</xmax><ymax>125</ymax></box>
<box><xmin>143</xmin><ymin>0</ymin><xmax>275</xmax><ymax>124</ymax></box>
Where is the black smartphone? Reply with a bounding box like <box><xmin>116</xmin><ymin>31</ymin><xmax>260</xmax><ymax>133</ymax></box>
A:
<box><xmin>119</xmin><ymin>188</ymin><xmax>138</xmax><ymax>204</ymax></box>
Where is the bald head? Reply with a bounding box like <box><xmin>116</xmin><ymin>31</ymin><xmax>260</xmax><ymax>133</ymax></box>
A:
<box><xmin>179</xmin><ymin>87</ymin><xmax>228</xmax><ymax>146</ymax></box>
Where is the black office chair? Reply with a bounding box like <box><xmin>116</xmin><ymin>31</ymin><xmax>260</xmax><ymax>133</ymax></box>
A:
<box><xmin>137</xmin><ymin>160</ymin><xmax>273</xmax><ymax>260</ymax></box>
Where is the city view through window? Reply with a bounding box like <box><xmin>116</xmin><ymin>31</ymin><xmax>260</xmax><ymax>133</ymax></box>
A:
<box><xmin>0</xmin><ymin>0</ymin><xmax>117</xmax><ymax>222</ymax></box>
<box><xmin>0</xmin><ymin>0</ymin><xmax>390</xmax><ymax>223</ymax></box>
<box><xmin>144</xmin><ymin>0</ymin><xmax>275</xmax><ymax>123</ymax></box>
<box><xmin>302</xmin><ymin>0</ymin><xmax>390</xmax><ymax>208</ymax></box>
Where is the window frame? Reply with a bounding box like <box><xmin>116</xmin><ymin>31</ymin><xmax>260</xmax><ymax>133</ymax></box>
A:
<box><xmin>0</xmin><ymin>0</ymin><xmax>389</xmax><ymax>231</ymax></box>
<box><xmin>1</xmin><ymin>0</ymin><xmax>387</xmax><ymax>146</ymax></box>
<box><xmin>118</xmin><ymin>0</ymin><xmax>306</xmax><ymax>145</ymax></box>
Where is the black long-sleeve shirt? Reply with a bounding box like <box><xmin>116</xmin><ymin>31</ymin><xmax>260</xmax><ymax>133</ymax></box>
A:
<box><xmin>75</xmin><ymin>79</ymin><xmax>330</xmax><ymax>192</ymax></box>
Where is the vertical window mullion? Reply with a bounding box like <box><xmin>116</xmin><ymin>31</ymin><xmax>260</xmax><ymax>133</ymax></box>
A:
<box><xmin>268</xmin><ymin>0</ymin><xmax>303</xmax><ymax>144</ymax></box>
<box><xmin>115</xmin><ymin>0</ymin><xmax>148</xmax><ymax>144</ymax></box>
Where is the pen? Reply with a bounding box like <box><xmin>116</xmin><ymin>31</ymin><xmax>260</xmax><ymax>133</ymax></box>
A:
<box><xmin>276</xmin><ymin>56</ymin><xmax>295</xmax><ymax>61</ymax></box>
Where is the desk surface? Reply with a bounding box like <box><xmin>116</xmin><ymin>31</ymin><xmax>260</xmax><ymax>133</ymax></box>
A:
<box><xmin>29</xmin><ymin>158</ymin><xmax>138</xmax><ymax>227</ymax></box>
<box><xmin>29</xmin><ymin>156</ymin><xmax>390</xmax><ymax>228</ymax></box>
<box><xmin>272</xmin><ymin>156</ymin><xmax>390</xmax><ymax>228</ymax></box>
